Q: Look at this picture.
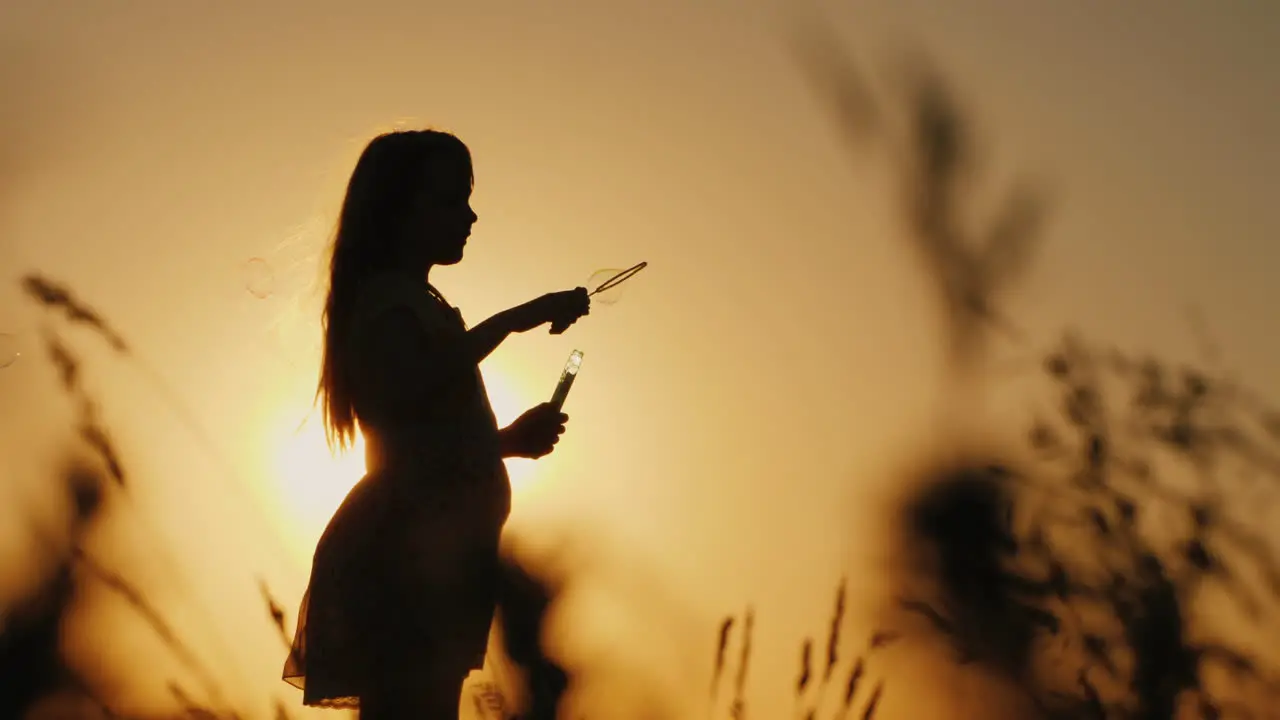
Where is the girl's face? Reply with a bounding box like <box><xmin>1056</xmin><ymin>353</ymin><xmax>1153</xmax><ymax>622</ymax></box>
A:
<box><xmin>408</xmin><ymin>161</ymin><xmax>477</xmax><ymax>268</ymax></box>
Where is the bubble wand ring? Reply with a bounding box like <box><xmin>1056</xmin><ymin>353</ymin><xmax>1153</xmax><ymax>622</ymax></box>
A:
<box><xmin>588</xmin><ymin>261</ymin><xmax>647</xmax><ymax>298</ymax></box>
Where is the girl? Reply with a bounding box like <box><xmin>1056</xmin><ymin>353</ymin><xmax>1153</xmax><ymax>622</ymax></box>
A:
<box><xmin>283</xmin><ymin>129</ymin><xmax>590</xmax><ymax>718</ymax></box>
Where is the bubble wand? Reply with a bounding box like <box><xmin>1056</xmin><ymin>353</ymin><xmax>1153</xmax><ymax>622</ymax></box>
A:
<box><xmin>547</xmin><ymin>262</ymin><xmax>648</xmax><ymax>410</ymax></box>
<box><xmin>588</xmin><ymin>261</ymin><xmax>647</xmax><ymax>299</ymax></box>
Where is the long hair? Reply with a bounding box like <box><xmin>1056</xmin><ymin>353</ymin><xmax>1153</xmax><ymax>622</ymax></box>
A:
<box><xmin>317</xmin><ymin>129</ymin><xmax>473</xmax><ymax>451</ymax></box>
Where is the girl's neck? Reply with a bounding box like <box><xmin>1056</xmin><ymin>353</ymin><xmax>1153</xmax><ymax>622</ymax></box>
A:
<box><xmin>389</xmin><ymin>241</ymin><xmax>432</xmax><ymax>282</ymax></box>
<box><xmin>419</xmin><ymin>266</ymin><xmax>449</xmax><ymax>306</ymax></box>
<box><xmin>380</xmin><ymin>264</ymin><xmax>432</xmax><ymax>285</ymax></box>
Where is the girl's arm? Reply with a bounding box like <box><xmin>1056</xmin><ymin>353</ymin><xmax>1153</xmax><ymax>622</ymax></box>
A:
<box><xmin>461</xmin><ymin>309</ymin><xmax>522</xmax><ymax>366</ymax></box>
<box><xmin>354</xmin><ymin>290</ymin><xmax>589</xmax><ymax>419</ymax></box>
<box><xmin>454</xmin><ymin>287</ymin><xmax>590</xmax><ymax>364</ymax></box>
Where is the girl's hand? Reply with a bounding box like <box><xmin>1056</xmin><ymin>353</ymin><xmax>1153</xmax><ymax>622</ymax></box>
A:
<box><xmin>500</xmin><ymin>403</ymin><xmax>569</xmax><ymax>459</ymax></box>
<box><xmin>548</xmin><ymin>287</ymin><xmax>590</xmax><ymax>335</ymax></box>
<box><xmin>507</xmin><ymin>288</ymin><xmax>590</xmax><ymax>334</ymax></box>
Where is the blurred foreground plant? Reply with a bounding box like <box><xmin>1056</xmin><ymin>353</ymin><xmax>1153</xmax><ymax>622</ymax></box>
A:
<box><xmin>698</xmin><ymin>17</ymin><xmax>1280</xmax><ymax>720</ymax></box>
<box><xmin>2</xmin><ymin>274</ymin><xmax>291</xmax><ymax>720</ymax></box>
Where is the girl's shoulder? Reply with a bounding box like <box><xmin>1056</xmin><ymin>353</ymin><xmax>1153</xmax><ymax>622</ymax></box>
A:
<box><xmin>353</xmin><ymin>272</ymin><xmax>460</xmax><ymax>337</ymax></box>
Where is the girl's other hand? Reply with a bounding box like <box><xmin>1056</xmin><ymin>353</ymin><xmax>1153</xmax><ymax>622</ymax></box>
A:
<box><xmin>500</xmin><ymin>402</ymin><xmax>569</xmax><ymax>459</ymax></box>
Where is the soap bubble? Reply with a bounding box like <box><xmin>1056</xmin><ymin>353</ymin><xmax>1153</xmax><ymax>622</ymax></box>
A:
<box><xmin>244</xmin><ymin>257</ymin><xmax>275</xmax><ymax>299</ymax></box>
<box><xmin>586</xmin><ymin>261</ymin><xmax>647</xmax><ymax>307</ymax></box>
<box><xmin>0</xmin><ymin>332</ymin><xmax>20</xmax><ymax>369</ymax></box>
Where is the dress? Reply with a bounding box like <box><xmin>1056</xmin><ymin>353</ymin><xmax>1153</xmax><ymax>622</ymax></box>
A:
<box><xmin>283</xmin><ymin>274</ymin><xmax>512</xmax><ymax>708</ymax></box>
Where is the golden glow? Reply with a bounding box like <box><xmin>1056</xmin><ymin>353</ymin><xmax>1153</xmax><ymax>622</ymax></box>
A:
<box><xmin>480</xmin><ymin>366</ymin><xmax>541</xmax><ymax>496</ymax></box>
<box><xmin>274</xmin><ymin>413</ymin><xmax>367</xmax><ymax>552</ymax></box>
<box><xmin>272</xmin><ymin>366</ymin><xmax>540</xmax><ymax>553</ymax></box>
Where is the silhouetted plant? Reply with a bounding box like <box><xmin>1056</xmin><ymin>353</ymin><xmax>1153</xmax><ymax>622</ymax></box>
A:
<box><xmin>717</xmin><ymin>18</ymin><xmax>1280</xmax><ymax>720</ymax></box>
<box><xmin>491</xmin><ymin>552</ymin><xmax>572</xmax><ymax>720</ymax></box>
<box><xmin>3</xmin><ymin>276</ymin><xmax>270</xmax><ymax>720</ymax></box>
<box><xmin>708</xmin><ymin>586</ymin><xmax>891</xmax><ymax>720</ymax></box>
<box><xmin>790</xmin><ymin>21</ymin><xmax>1045</xmax><ymax>375</ymax></box>
<box><xmin>874</xmin><ymin>334</ymin><xmax>1280</xmax><ymax>719</ymax></box>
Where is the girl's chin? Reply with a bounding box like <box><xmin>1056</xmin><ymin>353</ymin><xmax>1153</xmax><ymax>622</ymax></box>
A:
<box><xmin>436</xmin><ymin>249</ymin><xmax>465</xmax><ymax>265</ymax></box>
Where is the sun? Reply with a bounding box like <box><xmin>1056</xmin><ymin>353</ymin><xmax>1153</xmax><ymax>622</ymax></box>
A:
<box><xmin>272</xmin><ymin>366</ymin><xmax>541</xmax><ymax>554</ymax></box>
<box><xmin>477</xmin><ymin>364</ymin><xmax>540</xmax><ymax>495</ymax></box>
<box><xmin>273</xmin><ymin>412</ymin><xmax>367</xmax><ymax>554</ymax></box>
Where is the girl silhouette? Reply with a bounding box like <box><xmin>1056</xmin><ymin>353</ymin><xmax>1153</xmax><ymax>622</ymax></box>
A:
<box><xmin>283</xmin><ymin>129</ymin><xmax>590</xmax><ymax>718</ymax></box>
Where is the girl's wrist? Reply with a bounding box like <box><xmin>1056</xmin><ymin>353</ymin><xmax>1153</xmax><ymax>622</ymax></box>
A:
<box><xmin>497</xmin><ymin>426</ymin><xmax>519</xmax><ymax>458</ymax></box>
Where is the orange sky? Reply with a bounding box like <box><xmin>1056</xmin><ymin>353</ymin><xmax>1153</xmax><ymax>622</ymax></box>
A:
<box><xmin>1</xmin><ymin>1</ymin><xmax>1278</xmax><ymax>718</ymax></box>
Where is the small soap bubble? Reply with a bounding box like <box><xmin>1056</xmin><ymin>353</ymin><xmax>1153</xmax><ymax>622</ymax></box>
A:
<box><xmin>244</xmin><ymin>257</ymin><xmax>275</xmax><ymax>299</ymax></box>
<box><xmin>0</xmin><ymin>332</ymin><xmax>19</xmax><ymax>369</ymax></box>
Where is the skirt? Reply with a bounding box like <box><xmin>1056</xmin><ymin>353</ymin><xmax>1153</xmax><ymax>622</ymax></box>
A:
<box><xmin>283</xmin><ymin>462</ymin><xmax>510</xmax><ymax>708</ymax></box>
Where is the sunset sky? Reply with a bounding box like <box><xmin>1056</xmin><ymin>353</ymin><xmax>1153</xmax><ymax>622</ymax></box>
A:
<box><xmin>1</xmin><ymin>1</ymin><xmax>1277</xmax><ymax>717</ymax></box>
